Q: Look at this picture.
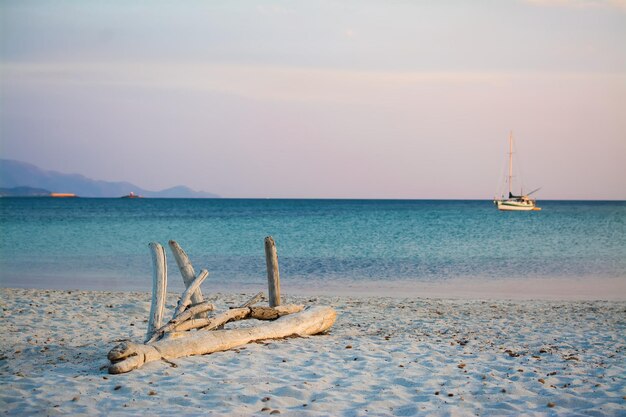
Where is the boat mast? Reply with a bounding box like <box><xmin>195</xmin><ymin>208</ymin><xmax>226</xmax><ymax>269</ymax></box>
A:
<box><xmin>508</xmin><ymin>131</ymin><xmax>513</xmax><ymax>197</ymax></box>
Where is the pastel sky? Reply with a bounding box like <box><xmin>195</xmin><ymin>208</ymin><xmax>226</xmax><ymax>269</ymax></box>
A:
<box><xmin>1</xmin><ymin>0</ymin><xmax>625</xmax><ymax>199</ymax></box>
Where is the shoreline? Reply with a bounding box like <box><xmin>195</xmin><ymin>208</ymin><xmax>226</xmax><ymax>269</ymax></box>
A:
<box><xmin>1</xmin><ymin>275</ymin><xmax>625</xmax><ymax>301</ymax></box>
<box><xmin>1</xmin><ymin>287</ymin><xmax>625</xmax><ymax>416</ymax></box>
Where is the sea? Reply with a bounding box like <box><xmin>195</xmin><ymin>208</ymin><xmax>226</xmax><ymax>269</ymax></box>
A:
<box><xmin>0</xmin><ymin>198</ymin><xmax>624</xmax><ymax>294</ymax></box>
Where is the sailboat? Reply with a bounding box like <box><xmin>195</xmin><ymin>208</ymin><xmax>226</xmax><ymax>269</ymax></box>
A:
<box><xmin>494</xmin><ymin>132</ymin><xmax>541</xmax><ymax>211</ymax></box>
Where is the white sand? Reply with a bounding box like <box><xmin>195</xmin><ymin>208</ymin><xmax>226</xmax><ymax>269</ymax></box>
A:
<box><xmin>1</xmin><ymin>287</ymin><xmax>625</xmax><ymax>416</ymax></box>
<box><xmin>285</xmin><ymin>276</ymin><xmax>626</xmax><ymax>301</ymax></box>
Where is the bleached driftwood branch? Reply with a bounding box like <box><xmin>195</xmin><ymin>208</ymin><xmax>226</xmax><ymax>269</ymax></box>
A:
<box><xmin>174</xmin><ymin>304</ymin><xmax>304</xmax><ymax>332</ymax></box>
<box><xmin>146</xmin><ymin>243</ymin><xmax>167</xmax><ymax>342</ymax></box>
<box><xmin>169</xmin><ymin>240</ymin><xmax>207</xmax><ymax>318</ymax></box>
<box><xmin>108</xmin><ymin>305</ymin><xmax>337</xmax><ymax>374</ymax></box>
<box><xmin>147</xmin><ymin>301</ymin><xmax>216</xmax><ymax>344</ymax></box>
<box><xmin>109</xmin><ymin>238</ymin><xmax>337</xmax><ymax>374</ymax></box>
<box><xmin>173</xmin><ymin>310</ymin><xmax>247</xmax><ymax>332</ymax></box>
<box><xmin>239</xmin><ymin>291</ymin><xmax>265</xmax><ymax>308</ymax></box>
<box><xmin>173</xmin><ymin>269</ymin><xmax>209</xmax><ymax>317</ymax></box>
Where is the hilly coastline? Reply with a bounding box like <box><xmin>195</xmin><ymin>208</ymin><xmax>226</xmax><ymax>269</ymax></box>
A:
<box><xmin>0</xmin><ymin>159</ymin><xmax>219</xmax><ymax>198</ymax></box>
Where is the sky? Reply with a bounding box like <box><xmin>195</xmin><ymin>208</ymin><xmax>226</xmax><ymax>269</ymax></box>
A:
<box><xmin>1</xmin><ymin>0</ymin><xmax>625</xmax><ymax>199</ymax></box>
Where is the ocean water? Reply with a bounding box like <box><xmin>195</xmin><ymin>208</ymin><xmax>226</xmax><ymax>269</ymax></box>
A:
<box><xmin>0</xmin><ymin>198</ymin><xmax>624</xmax><ymax>292</ymax></box>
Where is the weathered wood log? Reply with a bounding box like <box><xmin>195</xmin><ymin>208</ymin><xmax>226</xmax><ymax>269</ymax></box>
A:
<box><xmin>175</xmin><ymin>308</ymin><xmax>249</xmax><ymax>332</ymax></box>
<box><xmin>146</xmin><ymin>243</ymin><xmax>167</xmax><ymax>342</ymax></box>
<box><xmin>147</xmin><ymin>301</ymin><xmax>216</xmax><ymax>344</ymax></box>
<box><xmin>179</xmin><ymin>307</ymin><xmax>251</xmax><ymax>332</ymax></box>
<box><xmin>108</xmin><ymin>343</ymin><xmax>159</xmax><ymax>373</ymax></box>
<box><xmin>250</xmin><ymin>304</ymin><xmax>304</xmax><ymax>320</ymax></box>
<box><xmin>168</xmin><ymin>240</ymin><xmax>206</xmax><ymax>317</ymax></box>
<box><xmin>173</xmin><ymin>269</ymin><xmax>209</xmax><ymax>318</ymax></box>
<box><xmin>161</xmin><ymin>331</ymin><xmax>189</xmax><ymax>341</ymax></box>
<box><xmin>264</xmin><ymin>236</ymin><xmax>281</xmax><ymax>307</ymax></box>
<box><xmin>239</xmin><ymin>291</ymin><xmax>264</xmax><ymax>308</ymax></box>
<box><xmin>173</xmin><ymin>304</ymin><xmax>304</xmax><ymax>332</ymax></box>
<box><xmin>173</xmin><ymin>317</ymin><xmax>215</xmax><ymax>332</ymax></box>
<box><xmin>268</xmin><ymin>304</ymin><xmax>305</xmax><ymax>316</ymax></box>
<box><xmin>108</xmin><ymin>305</ymin><xmax>337</xmax><ymax>374</ymax></box>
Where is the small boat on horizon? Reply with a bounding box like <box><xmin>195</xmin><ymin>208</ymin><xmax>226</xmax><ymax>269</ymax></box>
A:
<box><xmin>121</xmin><ymin>191</ymin><xmax>143</xmax><ymax>199</ymax></box>
<box><xmin>493</xmin><ymin>132</ymin><xmax>541</xmax><ymax>211</ymax></box>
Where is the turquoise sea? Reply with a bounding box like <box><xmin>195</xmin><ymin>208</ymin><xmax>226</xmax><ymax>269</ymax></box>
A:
<box><xmin>0</xmin><ymin>198</ymin><xmax>624</xmax><ymax>292</ymax></box>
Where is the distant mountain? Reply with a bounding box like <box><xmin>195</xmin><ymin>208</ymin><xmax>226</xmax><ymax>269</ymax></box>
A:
<box><xmin>144</xmin><ymin>185</ymin><xmax>214</xmax><ymax>198</ymax></box>
<box><xmin>0</xmin><ymin>186</ymin><xmax>52</xmax><ymax>197</ymax></box>
<box><xmin>0</xmin><ymin>159</ymin><xmax>219</xmax><ymax>198</ymax></box>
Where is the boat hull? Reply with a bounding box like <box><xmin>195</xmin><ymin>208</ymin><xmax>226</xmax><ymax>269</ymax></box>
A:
<box><xmin>495</xmin><ymin>200</ymin><xmax>537</xmax><ymax>211</ymax></box>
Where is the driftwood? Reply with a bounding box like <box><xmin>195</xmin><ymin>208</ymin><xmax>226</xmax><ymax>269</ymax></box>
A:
<box><xmin>108</xmin><ymin>237</ymin><xmax>337</xmax><ymax>374</ymax></box>
<box><xmin>173</xmin><ymin>304</ymin><xmax>303</xmax><ymax>332</ymax></box>
<box><xmin>173</xmin><ymin>311</ymin><xmax>245</xmax><ymax>332</ymax></box>
<box><xmin>169</xmin><ymin>240</ymin><xmax>207</xmax><ymax>319</ymax></box>
<box><xmin>239</xmin><ymin>291</ymin><xmax>264</xmax><ymax>308</ymax></box>
<box><xmin>173</xmin><ymin>269</ymin><xmax>209</xmax><ymax>317</ymax></box>
<box><xmin>146</xmin><ymin>301</ymin><xmax>217</xmax><ymax>344</ymax></box>
<box><xmin>265</xmin><ymin>236</ymin><xmax>281</xmax><ymax>307</ymax></box>
<box><xmin>146</xmin><ymin>243</ymin><xmax>167</xmax><ymax>342</ymax></box>
<box><xmin>109</xmin><ymin>306</ymin><xmax>336</xmax><ymax>374</ymax></box>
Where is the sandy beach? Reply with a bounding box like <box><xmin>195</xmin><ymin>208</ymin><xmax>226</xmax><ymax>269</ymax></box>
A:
<box><xmin>1</xmin><ymin>287</ymin><xmax>625</xmax><ymax>416</ymax></box>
